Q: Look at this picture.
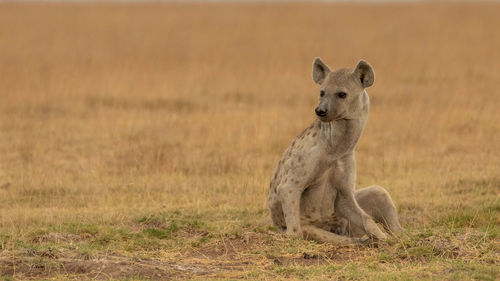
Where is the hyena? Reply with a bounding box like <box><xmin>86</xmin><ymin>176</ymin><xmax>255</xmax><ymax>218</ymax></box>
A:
<box><xmin>267</xmin><ymin>58</ymin><xmax>402</xmax><ymax>244</ymax></box>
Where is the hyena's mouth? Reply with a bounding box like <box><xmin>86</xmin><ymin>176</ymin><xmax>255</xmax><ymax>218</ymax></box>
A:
<box><xmin>317</xmin><ymin>115</ymin><xmax>330</xmax><ymax>122</ymax></box>
<box><xmin>333</xmin><ymin>112</ymin><xmax>346</xmax><ymax>121</ymax></box>
<box><xmin>317</xmin><ymin>112</ymin><xmax>345</xmax><ymax>122</ymax></box>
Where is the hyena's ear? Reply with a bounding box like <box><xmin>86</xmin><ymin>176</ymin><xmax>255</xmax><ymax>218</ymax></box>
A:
<box><xmin>353</xmin><ymin>60</ymin><xmax>375</xmax><ymax>88</ymax></box>
<box><xmin>312</xmin><ymin>57</ymin><xmax>331</xmax><ymax>85</ymax></box>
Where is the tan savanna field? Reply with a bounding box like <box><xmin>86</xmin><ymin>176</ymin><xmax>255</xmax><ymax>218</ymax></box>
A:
<box><xmin>0</xmin><ymin>2</ymin><xmax>499</xmax><ymax>280</ymax></box>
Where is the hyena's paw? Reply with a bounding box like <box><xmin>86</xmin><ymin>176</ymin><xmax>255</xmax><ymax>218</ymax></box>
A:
<box><xmin>333</xmin><ymin>226</ymin><xmax>348</xmax><ymax>236</ymax></box>
<box><xmin>329</xmin><ymin>217</ymin><xmax>349</xmax><ymax>236</ymax></box>
<box><xmin>364</xmin><ymin>218</ymin><xmax>387</xmax><ymax>240</ymax></box>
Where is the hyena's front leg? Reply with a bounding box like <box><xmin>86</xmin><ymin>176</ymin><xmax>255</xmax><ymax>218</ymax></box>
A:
<box><xmin>335</xmin><ymin>190</ymin><xmax>387</xmax><ymax>240</ymax></box>
<box><xmin>277</xmin><ymin>183</ymin><xmax>303</xmax><ymax>238</ymax></box>
<box><xmin>332</xmin><ymin>154</ymin><xmax>387</xmax><ymax>240</ymax></box>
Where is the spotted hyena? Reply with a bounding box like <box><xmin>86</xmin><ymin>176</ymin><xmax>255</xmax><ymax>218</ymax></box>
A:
<box><xmin>267</xmin><ymin>58</ymin><xmax>402</xmax><ymax>244</ymax></box>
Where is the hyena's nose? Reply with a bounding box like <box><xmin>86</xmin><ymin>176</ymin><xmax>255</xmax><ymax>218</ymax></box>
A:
<box><xmin>315</xmin><ymin>107</ymin><xmax>327</xmax><ymax>117</ymax></box>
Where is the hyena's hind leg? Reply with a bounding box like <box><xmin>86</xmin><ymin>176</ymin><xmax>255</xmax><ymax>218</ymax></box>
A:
<box><xmin>355</xmin><ymin>185</ymin><xmax>403</xmax><ymax>234</ymax></box>
<box><xmin>302</xmin><ymin>224</ymin><xmax>365</xmax><ymax>245</ymax></box>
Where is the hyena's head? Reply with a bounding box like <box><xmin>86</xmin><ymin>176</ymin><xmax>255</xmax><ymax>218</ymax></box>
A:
<box><xmin>312</xmin><ymin>58</ymin><xmax>374</xmax><ymax>122</ymax></box>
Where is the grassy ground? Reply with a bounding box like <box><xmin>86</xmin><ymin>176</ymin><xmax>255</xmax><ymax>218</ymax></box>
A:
<box><xmin>0</xmin><ymin>2</ymin><xmax>499</xmax><ymax>280</ymax></box>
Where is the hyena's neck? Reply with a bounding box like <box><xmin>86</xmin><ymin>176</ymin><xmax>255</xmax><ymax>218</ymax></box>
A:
<box><xmin>316</xmin><ymin>91</ymin><xmax>370</xmax><ymax>158</ymax></box>
<box><xmin>316</xmin><ymin>117</ymin><xmax>367</xmax><ymax>158</ymax></box>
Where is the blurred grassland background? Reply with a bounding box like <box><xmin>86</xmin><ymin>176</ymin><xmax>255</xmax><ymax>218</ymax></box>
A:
<box><xmin>0</xmin><ymin>2</ymin><xmax>499</xmax><ymax>280</ymax></box>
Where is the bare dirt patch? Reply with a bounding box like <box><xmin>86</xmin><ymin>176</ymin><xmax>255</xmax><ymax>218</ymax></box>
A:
<box><xmin>2</xmin><ymin>255</ymin><xmax>167</xmax><ymax>280</ymax></box>
<box><xmin>184</xmin><ymin>232</ymin><xmax>374</xmax><ymax>267</ymax></box>
<box><xmin>0</xmin><ymin>232</ymin><xmax>377</xmax><ymax>279</ymax></box>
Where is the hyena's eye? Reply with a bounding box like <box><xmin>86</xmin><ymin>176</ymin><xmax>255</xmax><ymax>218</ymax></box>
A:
<box><xmin>337</xmin><ymin>92</ymin><xmax>347</xmax><ymax>99</ymax></box>
<box><xmin>320</xmin><ymin>90</ymin><xmax>325</xmax><ymax>97</ymax></box>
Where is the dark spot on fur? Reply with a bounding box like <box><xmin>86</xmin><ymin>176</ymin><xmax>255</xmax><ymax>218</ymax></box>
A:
<box><xmin>293</xmin><ymin>227</ymin><xmax>298</xmax><ymax>232</ymax></box>
<box><xmin>312</xmin><ymin>132</ymin><xmax>317</xmax><ymax>137</ymax></box>
<box><xmin>294</xmin><ymin>180</ymin><xmax>299</xmax><ymax>184</ymax></box>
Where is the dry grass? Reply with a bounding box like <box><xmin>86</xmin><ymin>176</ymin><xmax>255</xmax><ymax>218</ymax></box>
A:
<box><xmin>0</xmin><ymin>2</ymin><xmax>498</xmax><ymax>280</ymax></box>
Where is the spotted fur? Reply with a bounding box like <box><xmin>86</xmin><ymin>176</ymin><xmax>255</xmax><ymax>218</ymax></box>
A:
<box><xmin>267</xmin><ymin>58</ymin><xmax>402</xmax><ymax>245</ymax></box>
